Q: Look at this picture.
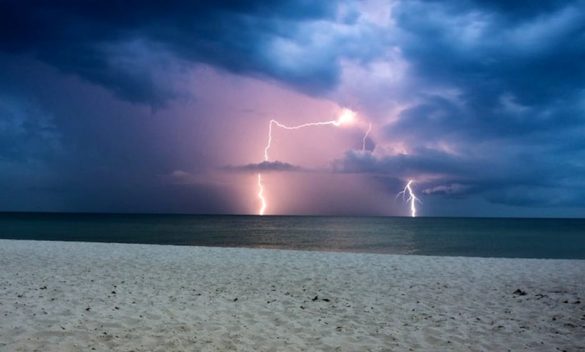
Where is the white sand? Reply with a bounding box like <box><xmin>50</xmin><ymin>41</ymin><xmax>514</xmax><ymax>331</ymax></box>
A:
<box><xmin>0</xmin><ymin>240</ymin><xmax>583</xmax><ymax>352</ymax></box>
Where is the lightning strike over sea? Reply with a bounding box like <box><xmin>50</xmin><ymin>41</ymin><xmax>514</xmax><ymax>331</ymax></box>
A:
<box><xmin>257</xmin><ymin>108</ymin><xmax>357</xmax><ymax>215</ymax></box>
<box><xmin>397</xmin><ymin>179</ymin><xmax>421</xmax><ymax>217</ymax></box>
<box><xmin>254</xmin><ymin>109</ymin><xmax>419</xmax><ymax>217</ymax></box>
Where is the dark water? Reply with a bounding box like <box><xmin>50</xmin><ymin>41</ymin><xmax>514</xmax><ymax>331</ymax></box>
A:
<box><xmin>0</xmin><ymin>213</ymin><xmax>584</xmax><ymax>259</ymax></box>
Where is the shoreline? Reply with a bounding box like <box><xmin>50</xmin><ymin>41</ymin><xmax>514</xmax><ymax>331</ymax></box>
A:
<box><xmin>1</xmin><ymin>239</ymin><xmax>584</xmax><ymax>351</ymax></box>
<box><xmin>1</xmin><ymin>238</ymin><xmax>583</xmax><ymax>261</ymax></box>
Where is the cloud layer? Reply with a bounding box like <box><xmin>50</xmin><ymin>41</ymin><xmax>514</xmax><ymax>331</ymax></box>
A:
<box><xmin>1</xmin><ymin>0</ymin><xmax>584</xmax><ymax>216</ymax></box>
<box><xmin>0</xmin><ymin>0</ymin><xmax>383</xmax><ymax>106</ymax></box>
<box><xmin>324</xmin><ymin>0</ymin><xmax>585</xmax><ymax>212</ymax></box>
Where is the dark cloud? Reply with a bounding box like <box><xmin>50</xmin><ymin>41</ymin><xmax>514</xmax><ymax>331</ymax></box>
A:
<box><xmin>349</xmin><ymin>0</ymin><xmax>585</xmax><ymax>210</ymax></box>
<box><xmin>0</xmin><ymin>95</ymin><xmax>62</xmax><ymax>161</ymax></box>
<box><xmin>0</xmin><ymin>56</ymin><xmax>241</xmax><ymax>213</ymax></box>
<box><xmin>225</xmin><ymin>160</ymin><xmax>303</xmax><ymax>173</ymax></box>
<box><xmin>333</xmin><ymin>149</ymin><xmax>469</xmax><ymax>177</ymax></box>
<box><xmin>1</xmin><ymin>0</ymin><xmax>585</xmax><ymax>215</ymax></box>
<box><xmin>0</xmin><ymin>0</ymin><xmax>355</xmax><ymax>106</ymax></box>
<box><xmin>398</xmin><ymin>0</ymin><xmax>585</xmax><ymax>106</ymax></box>
<box><xmin>436</xmin><ymin>0</ymin><xmax>575</xmax><ymax>18</ymax></box>
<box><xmin>384</xmin><ymin>92</ymin><xmax>584</xmax><ymax>144</ymax></box>
<box><xmin>335</xmin><ymin>144</ymin><xmax>585</xmax><ymax>208</ymax></box>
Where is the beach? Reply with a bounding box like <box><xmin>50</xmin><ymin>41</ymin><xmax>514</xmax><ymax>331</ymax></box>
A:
<box><xmin>1</xmin><ymin>239</ymin><xmax>584</xmax><ymax>351</ymax></box>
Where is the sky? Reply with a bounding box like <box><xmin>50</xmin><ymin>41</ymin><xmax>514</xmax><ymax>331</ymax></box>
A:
<box><xmin>1</xmin><ymin>0</ymin><xmax>584</xmax><ymax>217</ymax></box>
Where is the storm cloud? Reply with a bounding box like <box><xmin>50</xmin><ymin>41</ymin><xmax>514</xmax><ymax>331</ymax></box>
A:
<box><xmin>0</xmin><ymin>0</ymin><xmax>382</xmax><ymax>106</ymax></box>
<box><xmin>1</xmin><ymin>0</ymin><xmax>584</xmax><ymax>216</ymax></box>
<box><xmin>334</xmin><ymin>0</ymin><xmax>585</xmax><ymax>211</ymax></box>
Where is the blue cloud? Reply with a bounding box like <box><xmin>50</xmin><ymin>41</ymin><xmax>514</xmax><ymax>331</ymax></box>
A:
<box><xmin>1</xmin><ymin>0</ymin><xmax>585</xmax><ymax>215</ymax></box>
<box><xmin>0</xmin><ymin>1</ymin><xmax>378</xmax><ymax>105</ymax></box>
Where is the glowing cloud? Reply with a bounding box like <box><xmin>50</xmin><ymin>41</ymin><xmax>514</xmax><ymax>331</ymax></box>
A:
<box><xmin>336</xmin><ymin>108</ymin><xmax>357</xmax><ymax>126</ymax></box>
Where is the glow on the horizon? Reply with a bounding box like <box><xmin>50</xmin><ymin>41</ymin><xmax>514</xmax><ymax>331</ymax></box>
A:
<box><xmin>397</xmin><ymin>179</ymin><xmax>420</xmax><ymax>217</ymax></box>
<box><xmin>257</xmin><ymin>108</ymin><xmax>357</xmax><ymax>215</ymax></box>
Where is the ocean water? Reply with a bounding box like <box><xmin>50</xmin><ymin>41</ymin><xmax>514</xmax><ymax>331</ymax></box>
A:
<box><xmin>0</xmin><ymin>213</ymin><xmax>584</xmax><ymax>259</ymax></box>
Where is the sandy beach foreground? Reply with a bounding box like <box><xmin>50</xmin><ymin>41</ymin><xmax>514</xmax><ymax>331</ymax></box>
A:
<box><xmin>1</xmin><ymin>240</ymin><xmax>584</xmax><ymax>351</ymax></box>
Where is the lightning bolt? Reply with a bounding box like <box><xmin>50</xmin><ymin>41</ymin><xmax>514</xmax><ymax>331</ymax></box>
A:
<box><xmin>263</xmin><ymin>119</ymin><xmax>347</xmax><ymax>161</ymax></box>
<box><xmin>257</xmin><ymin>174</ymin><xmax>267</xmax><ymax>215</ymax></box>
<box><xmin>257</xmin><ymin>109</ymin><xmax>356</xmax><ymax>215</ymax></box>
<box><xmin>362</xmin><ymin>122</ymin><xmax>372</xmax><ymax>152</ymax></box>
<box><xmin>397</xmin><ymin>179</ymin><xmax>421</xmax><ymax>217</ymax></box>
<box><xmin>254</xmin><ymin>110</ymin><xmax>417</xmax><ymax>217</ymax></box>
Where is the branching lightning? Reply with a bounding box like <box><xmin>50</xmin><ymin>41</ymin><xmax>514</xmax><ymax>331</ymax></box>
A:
<box><xmin>253</xmin><ymin>109</ymin><xmax>421</xmax><ymax>217</ymax></box>
<box><xmin>396</xmin><ymin>179</ymin><xmax>421</xmax><ymax>217</ymax></box>
<box><xmin>263</xmin><ymin>118</ymin><xmax>351</xmax><ymax>161</ymax></box>
<box><xmin>257</xmin><ymin>109</ymin><xmax>356</xmax><ymax>215</ymax></box>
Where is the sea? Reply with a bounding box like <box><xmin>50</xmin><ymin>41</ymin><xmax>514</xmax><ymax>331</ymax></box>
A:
<box><xmin>0</xmin><ymin>213</ymin><xmax>584</xmax><ymax>259</ymax></box>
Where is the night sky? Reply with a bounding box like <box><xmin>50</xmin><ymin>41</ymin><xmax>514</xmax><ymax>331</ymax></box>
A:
<box><xmin>1</xmin><ymin>0</ymin><xmax>584</xmax><ymax>217</ymax></box>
